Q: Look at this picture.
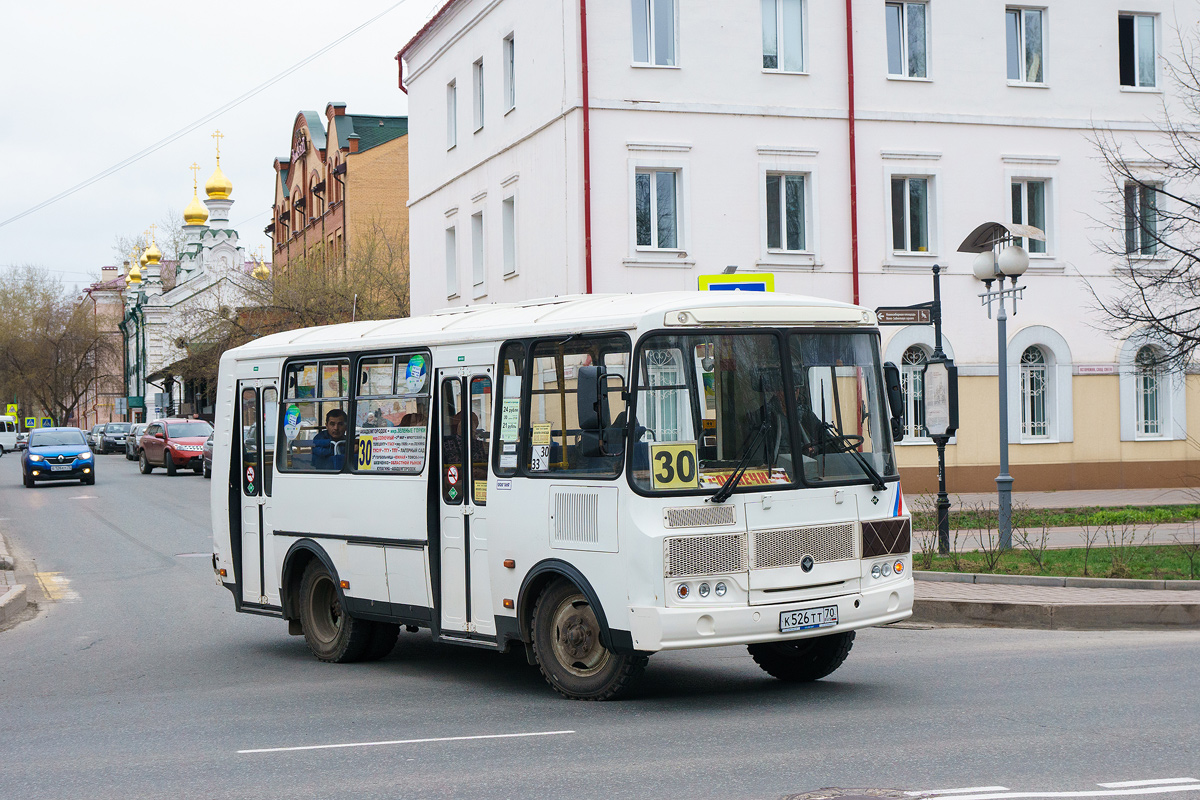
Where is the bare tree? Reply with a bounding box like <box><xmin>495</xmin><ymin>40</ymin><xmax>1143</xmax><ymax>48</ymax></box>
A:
<box><xmin>1090</xmin><ymin>31</ymin><xmax>1200</xmax><ymax>370</ymax></box>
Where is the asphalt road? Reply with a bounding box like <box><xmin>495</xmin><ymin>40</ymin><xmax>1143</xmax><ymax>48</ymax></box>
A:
<box><xmin>1</xmin><ymin>452</ymin><xmax>1199</xmax><ymax>800</ymax></box>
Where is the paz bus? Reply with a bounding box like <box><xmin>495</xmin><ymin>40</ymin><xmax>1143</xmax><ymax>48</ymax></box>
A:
<box><xmin>211</xmin><ymin>292</ymin><xmax>913</xmax><ymax>700</ymax></box>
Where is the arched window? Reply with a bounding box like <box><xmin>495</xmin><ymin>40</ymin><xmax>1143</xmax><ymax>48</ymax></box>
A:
<box><xmin>1020</xmin><ymin>346</ymin><xmax>1048</xmax><ymax>438</ymax></box>
<box><xmin>1135</xmin><ymin>345</ymin><xmax>1163</xmax><ymax>436</ymax></box>
<box><xmin>900</xmin><ymin>345</ymin><xmax>928</xmax><ymax>439</ymax></box>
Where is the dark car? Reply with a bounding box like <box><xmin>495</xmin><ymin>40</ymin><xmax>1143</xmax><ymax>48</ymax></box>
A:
<box><xmin>22</xmin><ymin>427</ymin><xmax>95</xmax><ymax>487</ymax></box>
<box><xmin>202</xmin><ymin>432</ymin><xmax>214</xmax><ymax>479</ymax></box>
<box><xmin>125</xmin><ymin>423</ymin><xmax>148</xmax><ymax>460</ymax></box>
<box><xmin>139</xmin><ymin>418</ymin><xmax>213</xmax><ymax>476</ymax></box>
<box><xmin>100</xmin><ymin>422</ymin><xmax>132</xmax><ymax>454</ymax></box>
<box><xmin>87</xmin><ymin>424</ymin><xmax>105</xmax><ymax>453</ymax></box>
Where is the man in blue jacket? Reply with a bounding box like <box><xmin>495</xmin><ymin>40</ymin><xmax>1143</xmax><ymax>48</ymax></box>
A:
<box><xmin>312</xmin><ymin>409</ymin><xmax>348</xmax><ymax>471</ymax></box>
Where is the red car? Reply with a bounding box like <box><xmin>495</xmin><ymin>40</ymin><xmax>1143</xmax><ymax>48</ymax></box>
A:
<box><xmin>139</xmin><ymin>418</ymin><xmax>213</xmax><ymax>476</ymax></box>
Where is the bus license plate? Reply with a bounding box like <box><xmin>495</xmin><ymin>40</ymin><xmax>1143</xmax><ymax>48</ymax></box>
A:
<box><xmin>779</xmin><ymin>605</ymin><xmax>838</xmax><ymax>633</ymax></box>
<box><xmin>50</xmin><ymin>465</ymin><xmax>71</xmax><ymax>472</ymax></box>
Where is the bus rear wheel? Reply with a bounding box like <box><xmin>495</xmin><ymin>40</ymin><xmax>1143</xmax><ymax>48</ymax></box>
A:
<box><xmin>299</xmin><ymin>560</ymin><xmax>372</xmax><ymax>663</ymax></box>
<box><xmin>531</xmin><ymin>579</ymin><xmax>647</xmax><ymax>700</ymax></box>
<box><xmin>747</xmin><ymin>631</ymin><xmax>855</xmax><ymax>682</ymax></box>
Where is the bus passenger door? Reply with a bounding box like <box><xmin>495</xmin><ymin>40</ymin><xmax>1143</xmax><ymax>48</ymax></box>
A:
<box><xmin>237</xmin><ymin>379</ymin><xmax>279</xmax><ymax>607</ymax></box>
<box><xmin>436</xmin><ymin>367</ymin><xmax>496</xmax><ymax>637</ymax></box>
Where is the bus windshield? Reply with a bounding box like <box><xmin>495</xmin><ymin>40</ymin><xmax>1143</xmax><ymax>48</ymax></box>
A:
<box><xmin>630</xmin><ymin>330</ymin><xmax>896</xmax><ymax>494</ymax></box>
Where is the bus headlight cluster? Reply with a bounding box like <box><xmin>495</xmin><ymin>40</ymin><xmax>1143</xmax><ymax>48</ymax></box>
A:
<box><xmin>675</xmin><ymin>581</ymin><xmax>730</xmax><ymax>600</ymax></box>
<box><xmin>870</xmin><ymin>559</ymin><xmax>906</xmax><ymax>580</ymax></box>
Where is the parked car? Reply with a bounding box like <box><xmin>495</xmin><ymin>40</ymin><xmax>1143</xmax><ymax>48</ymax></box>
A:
<box><xmin>139</xmin><ymin>418</ymin><xmax>213</xmax><ymax>476</ymax></box>
<box><xmin>125</xmin><ymin>423</ymin><xmax>148</xmax><ymax>460</ymax></box>
<box><xmin>202</xmin><ymin>432</ymin><xmax>214</xmax><ymax>479</ymax></box>
<box><xmin>16</xmin><ymin>431</ymin><xmax>28</xmax><ymax>451</ymax></box>
<box><xmin>22</xmin><ymin>427</ymin><xmax>95</xmax><ymax>487</ymax></box>
<box><xmin>87</xmin><ymin>424</ymin><xmax>105</xmax><ymax>453</ymax></box>
<box><xmin>99</xmin><ymin>421</ymin><xmax>132</xmax><ymax>454</ymax></box>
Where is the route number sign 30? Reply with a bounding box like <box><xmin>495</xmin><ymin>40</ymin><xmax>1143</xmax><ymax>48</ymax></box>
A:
<box><xmin>650</xmin><ymin>442</ymin><xmax>700</xmax><ymax>490</ymax></box>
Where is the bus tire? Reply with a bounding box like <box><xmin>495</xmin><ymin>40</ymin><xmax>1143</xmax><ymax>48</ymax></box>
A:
<box><xmin>747</xmin><ymin>631</ymin><xmax>855</xmax><ymax>682</ymax></box>
<box><xmin>299</xmin><ymin>560</ymin><xmax>371</xmax><ymax>663</ymax></box>
<box><xmin>362</xmin><ymin>622</ymin><xmax>400</xmax><ymax>661</ymax></box>
<box><xmin>530</xmin><ymin>579</ymin><xmax>647</xmax><ymax>700</ymax></box>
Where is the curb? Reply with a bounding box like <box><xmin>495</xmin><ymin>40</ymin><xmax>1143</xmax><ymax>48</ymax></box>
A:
<box><xmin>0</xmin><ymin>584</ymin><xmax>28</xmax><ymax>626</ymax></box>
<box><xmin>911</xmin><ymin>596</ymin><xmax>1200</xmax><ymax>630</ymax></box>
<box><xmin>916</xmin><ymin>571</ymin><xmax>1200</xmax><ymax>590</ymax></box>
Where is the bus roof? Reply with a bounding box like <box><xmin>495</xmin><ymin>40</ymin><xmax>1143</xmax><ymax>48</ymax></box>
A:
<box><xmin>224</xmin><ymin>292</ymin><xmax>875</xmax><ymax>361</ymax></box>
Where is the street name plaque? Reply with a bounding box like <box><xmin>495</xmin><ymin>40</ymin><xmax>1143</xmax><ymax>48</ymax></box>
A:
<box><xmin>876</xmin><ymin>307</ymin><xmax>931</xmax><ymax>325</ymax></box>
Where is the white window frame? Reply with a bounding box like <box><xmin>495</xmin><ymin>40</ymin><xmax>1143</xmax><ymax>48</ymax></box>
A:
<box><xmin>503</xmin><ymin>34</ymin><xmax>516</xmax><ymax>113</ymax></box>
<box><xmin>1009</xmin><ymin>174</ymin><xmax>1053</xmax><ymax>257</ymax></box>
<box><xmin>763</xmin><ymin>171</ymin><xmax>812</xmax><ymax>254</ymax></box>
<box><xmin>1119</xmin><ymin>337</ymin><xmax>1184</xmax><ymax>441</ymax></box>
<box><xmin>1019</xmin><ymin>346</ymin><xmax>1049</xmax><ymax>439</ymax></box>
<box><xmin>1118</xmin><ymin>13</ymin><xmax>1158</xmax><ymax>90</ymax></box>
<box><xmin>445</xmin><ymin>224</ymin><xmax>459</xmax><ymax>298</ymax></box>
<box><xmin>761</xmin><ymin>0</ymin><xmax>807</xmax><ymax>74</ymax></box>
<box><xmin>632</xmin><ymin>165</ymin><xmax>685</xmax><ymax>253</ymax></box>
<box><xmin>1124</xmin><ymin>180</ymin><xmax>1160</xmax><ymax>257</ymax></box>
<box><xmin>885</xmin><ymin>1</ymin><xmax>929</xmax><ymax>80</ymax></box>
<box><xmin>1006</xmin><ymin>325</ymin><xmax>1073</xmax><ymax>444</ymax></box>
<box><xmin>502</xmin><ymin>193</ymin><xmax>518</xmax><ymax>277</ymax></box>
<box><xmin>1006</xmin><ymin>6</ymin><xmax>1047</xmax><ymax>86</ymax></box>
<box><xmin>631</xmin><ymin>0</ymin><xmax>677</xmax><ymax>67</ymax></box>
<box><xmin>885</xmin><ymin>169</ymin><xmax>939</xmax><ymax>257</ymax></box>
<box><xmin>883</xmin><ymin>325</ymin><xmax>956</xmax><ymax>446</ymax></box>
<box><xmin>901</xmin><ymin>344</ymin><xmax>929</xmax><ymax>440</ymax></box>
<box><xmin>471</xmin><ymin>209</ymin><xmax>486</xmax><ymax>297</ymax></box>
<box><xmin>472</xmin><ymin>59</ymin><xmax>484</xmax><ymax>132</ymax></box>
<box><xmin>756</xmin><ymin>156</ymin><xmax>821</xmax><ymax>269</ymax></box>
<box><xmin>446</xmin><ymin>80</ymin><xmax>457</xmax><ymax>150</ymax></box>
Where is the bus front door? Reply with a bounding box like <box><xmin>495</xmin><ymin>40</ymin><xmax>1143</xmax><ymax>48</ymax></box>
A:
<box><xmin>436</xmin><ymin>367</ymin><xmax>495</xmax><ymax>638</ymax></box>
<box><xmin>237</xmin><ymin>379</ymin><xmax>279</xmax><ymax>607</ymax></box>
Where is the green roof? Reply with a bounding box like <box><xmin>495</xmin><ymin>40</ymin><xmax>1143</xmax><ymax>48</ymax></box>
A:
<box><xmin>333</xmin><ymin>114</ymin><xmax>408</xmax><ymax>153</ymax></box>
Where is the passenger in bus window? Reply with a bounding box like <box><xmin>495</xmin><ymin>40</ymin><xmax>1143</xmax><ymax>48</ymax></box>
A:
<box><xmin>312</xmin><ymin>408</ymin><xmax>348</xmax><ymax>470</ymax></box>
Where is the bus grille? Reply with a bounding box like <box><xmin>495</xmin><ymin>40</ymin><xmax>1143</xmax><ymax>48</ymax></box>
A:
<box><xmin>664</xmin><ymin>533</ymin><xmax>747</xmax><ymax>577</ymax></box>
<box><xmin>750</xmin><ymin>523</ymin><xmax>857</xmax><ymax>569</ymax></box>
<box><xmin>862</xmin><ymin>518</ymin><xmax>911</xmax><ymax>557</ymax></box>
<box><xmin>663</xmin><ymin>505</ymin><xmax>737</xmax><ymax>529</ymax></box>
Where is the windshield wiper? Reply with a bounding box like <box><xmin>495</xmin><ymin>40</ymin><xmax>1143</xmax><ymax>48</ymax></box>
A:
<box><xmin>708</xmin><ymin>417</ymin><xmax>769</xmax><ymax>504</ymax></box>
<box><xmin>843</xmin><ymin>444</ymin><xmax>887</xmax><ymax>492</ymax></box>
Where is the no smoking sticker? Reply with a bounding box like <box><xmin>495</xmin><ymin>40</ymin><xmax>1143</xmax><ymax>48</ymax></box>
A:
<box><xmin>246</xmin><ymin>466</ymin><xmax>255</xmax><ymax>483</ymax></box>
<box><xmin>447</xmin><ymin>465</ymin><xmax>459</xmax><ymax>484</ymax></box>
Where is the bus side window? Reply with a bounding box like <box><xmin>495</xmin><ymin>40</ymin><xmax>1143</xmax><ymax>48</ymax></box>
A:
<box><xmin>262</xmin><ymin>387</ymin><xmax>277</xmax><ymax>496</ymax></box>
<box><xmin>441</xmin><ymin>378</ymin><xmax>464</xmax><ymax>503</ymax></box>
<box><xmin>241</xmin><ymin>388</ymin><xmax>259</xmax><ymax>496</ymax></box>
<box><xmin>280</xmin><ymin>359</ymin><xmax>349</xmax><ymax>472</ymax></box>
<box><xmin>352</xmin><ymin>352</ymin><xmax>430</xmax><ymax>474</ymax></box>
<box><xmin>494</xmin><ymin>342</ymin><xmax>524</xmax><ymax>477</ymax></box>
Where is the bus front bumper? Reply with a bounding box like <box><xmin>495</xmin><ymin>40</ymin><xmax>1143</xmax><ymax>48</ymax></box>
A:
<box><xmin>626</xmin><ymin>578</ymin><xmax>913</xmax><ymax>652</ymax></box>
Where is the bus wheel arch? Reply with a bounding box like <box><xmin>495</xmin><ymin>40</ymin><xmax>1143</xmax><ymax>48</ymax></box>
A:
<box><xmin>281</xmin><ymin>540</ymin><xmax>339</xmax><ymax>623</ymax></box>
<box><xmin>518</xmin><ymin>560</ymin><xmax>615</xmax><ymax>651</ymax></box>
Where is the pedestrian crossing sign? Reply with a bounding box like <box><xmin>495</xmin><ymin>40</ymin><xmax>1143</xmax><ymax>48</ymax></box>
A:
<box><xmin>24</xmin><ymin>417</ymin><xmax>35</xmax><ymax>429</ymax></box>
<box><xmin>5</xmin><ymin>404</ymin><xmax>16</xmax><ymax>417</ymax></box>
<box><xmin>698</xmin><ymin>273</ymin><xmax>775</xmax><ymax>292</ymax></box>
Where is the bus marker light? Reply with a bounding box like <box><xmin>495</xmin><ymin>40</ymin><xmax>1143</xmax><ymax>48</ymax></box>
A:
<box><xmin>676</xmin><ymin>584</ymin><xmax>689</xmax><ymax>599</ymax></box>
<box><xmin>219</xmin><ymin>569</ymin><xmax>227</xmax><ymax>577</ymax></box>
<box><xmin>340</xmin><ymin>580</ymin><xmax>350</xmax><ymax>589</ymax></box>
<box><xmin>893</xmin><ymin>560</ymin><xmax>905</xmax><ymax>575</ymax></box>
<box><xmin>503</xmin><ymin>598</ymin><xmax>514</xmax><ymax>609</ymax></box>
<box><xmin>503</xmin><ymin>559</ymin><xmax>515</xmax><ymax>569</ymax></box>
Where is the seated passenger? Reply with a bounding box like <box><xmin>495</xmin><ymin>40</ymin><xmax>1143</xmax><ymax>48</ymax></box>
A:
<box><xmin>312</xmin><ymin>409</ymin><xmax>348</xmax><ymax>471</ymax></box>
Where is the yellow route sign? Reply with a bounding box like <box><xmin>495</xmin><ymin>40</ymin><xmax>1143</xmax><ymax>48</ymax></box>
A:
<box><xmin>650</xmin><ymin>441</ymin><xmax>700</xmax><ymax>490</ymax></box>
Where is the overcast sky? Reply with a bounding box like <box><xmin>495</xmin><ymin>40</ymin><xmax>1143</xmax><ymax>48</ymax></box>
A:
<box><xmin>0</xmin><ymin>0</ymin><xmax>439</xmax><ymax>287</ymax></box>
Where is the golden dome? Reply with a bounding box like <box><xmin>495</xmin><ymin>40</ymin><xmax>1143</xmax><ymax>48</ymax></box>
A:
<box><xmin>139</xmin><ymin>250</ymin><xmax>149</xmax><ymax>267</ymax></box>
<box><xmin>205</xmin><ymin>164</ymin><xmax>232</xmax><ymax>199</ymax></box>
<box><xmin>252</xmin><ymin>259</ymin><xmax>270</xmax><ymax>281</ymax></box>
<box><xmin>183</xmin><ymin>190</ymin><xmax>208</xmax><ymax>225</ymax></box>
<box><xmin>128</xmin><ymin>263</ymin><xmax>142</xmax><ymax>283</ymax></box>
<box><xmin>144</xmin><ymin>241</ymin><xmax>162</xmax><ymax>265</ymax></box>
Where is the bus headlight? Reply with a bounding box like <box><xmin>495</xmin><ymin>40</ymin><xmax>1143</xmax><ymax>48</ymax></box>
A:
<box><xmin>697</xmin><ymin>583</ymin><xmax>710</xmax><ymax>598</ymax></box>
<box><xmin>871</xmin><ymin>564</ymin><xmax>882</xmax><ymax>579</ymax></box>
<box><xmin>714</xmin><ymin>582</ymin><xmax>727</xmax><ymax>597</ymax></box>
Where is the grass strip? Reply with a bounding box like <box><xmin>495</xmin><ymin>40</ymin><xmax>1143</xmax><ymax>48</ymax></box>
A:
<box><xmin>913</xmin><ymin>544</ymin><xmax>1200</xmax><ymax>580</ymax></box>
<box><xmin>911</xmin><ymin>504</ymin><xmax>1200</xmax><ymax>532</ymax></box>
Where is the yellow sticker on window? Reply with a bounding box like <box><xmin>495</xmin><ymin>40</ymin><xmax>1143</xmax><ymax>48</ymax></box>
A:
<box><xmin>356</xmin><ymin>434</ymin><xmax>374</xmax><ymax>470</ymax></box>
<box><xmin>474</xmin><ymin>480</ymin><xmax>487</xmax><ymax>504</ymax></box>
<box><xmin>650</xmin><ymin>441</ymin><xmax>700</xmax><ymax>490</ymax></box>
<box><xmin>532</xmin><ymin>422</ymin><xmax>552</xmax><ymax>446</ymax></box>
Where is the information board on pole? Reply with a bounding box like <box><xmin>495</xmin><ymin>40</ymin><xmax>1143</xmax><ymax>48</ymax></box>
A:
<box><xmin>921</xmin><ymin>359</ymin><xmax>959</xmax><ymax>438</ymax></box>
<box><xmin>876</xmin><ymin>306</ymin><xmax>931</xmax><ymax>325</ymax></box>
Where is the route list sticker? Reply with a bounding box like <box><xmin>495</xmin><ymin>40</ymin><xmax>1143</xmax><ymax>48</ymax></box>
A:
<box><xmin>284</xmin><ymin>404</ymin><xmax>302</xmax><ymax>440</ymax></box>
<box><xmin>499</xmin><ymin>398</ymin><xmax>520</xmax><ymax>441</ymax></box>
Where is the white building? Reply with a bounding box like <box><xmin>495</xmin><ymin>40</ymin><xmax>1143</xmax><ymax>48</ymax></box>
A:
<box><xmin>400</xmin><ymin>0</ymin><xmax>1200</xmax><ymax>491</ymax></box>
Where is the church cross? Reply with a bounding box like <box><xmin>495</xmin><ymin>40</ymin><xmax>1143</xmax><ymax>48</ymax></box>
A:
<box><xmin>190</xmin><ymin>162</ymin><xmax>200</xmax><ymax>191</ymax></box>
<box><xmin>211</xmin><ymin>129</ymin><xmax>224</xmax><ymax>165</ymax></box>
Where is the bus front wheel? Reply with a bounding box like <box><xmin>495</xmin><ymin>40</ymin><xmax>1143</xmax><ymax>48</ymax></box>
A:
<box><xmin>531</xmin><ymin>579</ymin><xmax>647</xmax><ymax>700</ymax></box>
<box><xmin>747</xmin><ymin>630</ymin><xmax>855</xmax><ymax>682</ymax></box>
<box><xmin>299</xmin><ymin>560</ymin><xmax>372</xmax><ymax>663</ymax></box>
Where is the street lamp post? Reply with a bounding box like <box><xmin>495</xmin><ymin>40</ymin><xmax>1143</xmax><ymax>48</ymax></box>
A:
<box><xmin>959</xmin><ymin>222</ymin><xmax>1044</xmax><ymax>551</ymax></box>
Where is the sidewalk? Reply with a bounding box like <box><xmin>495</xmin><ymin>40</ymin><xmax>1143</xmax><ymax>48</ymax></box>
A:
<box><xmin>912</xmin><ymin>487</ymin><xmax>1198</xmax><ymax>511</ymax></box>
<box><xmin>0</xmin><ymin>532</ymin><xmax>28</xmax><ymax>630</ymax></box>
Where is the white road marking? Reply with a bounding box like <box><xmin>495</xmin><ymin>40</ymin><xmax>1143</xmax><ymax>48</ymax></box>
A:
<box><xmin>239</xmin><ymin>729</ymin><xmax>576</xmax><ymax>755</ymax></box>
<box><xmin>69</xmin><ymin>495</ymin><xmax>97</xmax><ymax>500</ymax></box>
<box><xmin>1099</xmin><ymin>783</ymin><xmax>1200</xmax><ymax>790</ymax></box>
<box><xmin>925</xmin><ymin>786</ymin><xmax>1200</xmax><ymax>800</ymax></box>
<box><xmin>174</xmin><ymin>553</ymin><xmax>212</xmax><ymax>558</ymax></box>
<box><xmin>908</xmin><ymin>789</ymin><xmax>1010</xmax><ymax>797</ymax></box>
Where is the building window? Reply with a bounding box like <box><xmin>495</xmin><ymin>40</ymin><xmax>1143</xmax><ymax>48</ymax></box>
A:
<box><xmin>1119</xmin><ymin>14</ymin><xmax>1156</xmax><ymax>88</ymax></box>
<box><xmin>900</xmin><ymin>345</ymin><xmax>927</xmax><ymax>439</ymax></box>
<box><xmin>502</xmin><ymin>195</ymin><xmax>517</xmax><ymax>276</ymax></box>
<box><xmin>445</xmin><ymin>226</ymin><xmax>458</xmax><ymax>297</ymax></box>
<box><xmin>471</xmin><ymin>211</ymin><xmax>485</xmax><ymax>290</ymax></box>
<box><xmin>1006</xmin><ymin>7</ymin><xmax>1045</xmax><ymax>83</ymax></box>
<box><xmin>765</xmin><ymin>173</ymin><xmax>807</xmax><ymax>251</ymax></box>
<box><xmin>762</xmin><ymin>0</ymin><xmax>804</xmax><ymax>72</ymax></box>
<box><xmin>1124</xmin><ymin>182</ymin><xmax>1158</xmax><ymax>256</ymax></box>
<box><xmin>890</xmin><ymin>176</ymin><xmax>931</xmax><ymax>253</ymax></box>
<box><xmin>1011</xmin><ymin>179</ymin><xmax>1048</xmax><ymax>253</ymax></box>
<box><xmin>885</xmin><ymin>2</ymin><xmax>927</xmax><ymax>78</ymax></box>
<box><xmin>503</xmin><ymin>34</ymin><xmax>516</xmax><ymax>111</ymax></box>
<box><xmin>1020</xmin><ymin>346</ymin><xmax>1049</xmax><ymax>438</ymax></box>
<box><xmin>635</xmin><ymin>169</ymin><xmax>680</xmax><ymax>249</ymax></box>
<box><xmin>632</xmin><ymin>0</ymin><xmax>675</xmax><ymax>66</ymax></box>
<box><xmin>1135</xmin><ymin>346</ymin><xmax>1163</xmax><ymax>436</ymax></box>
<box><xmin>472</xmin><ymin>59</ymin><xmax>484</xmax><ymax>131</ymax></box>
<box><xmin>447</xmin><ymin>81</ymin><xmax>457</xmax><ymax>149</ymax></box>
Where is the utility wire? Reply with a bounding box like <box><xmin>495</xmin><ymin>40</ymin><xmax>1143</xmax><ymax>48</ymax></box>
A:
<box><xmin>0</xmin><ymin>0</ymin><xmax>411</xmax><ymax>231</ymax></box>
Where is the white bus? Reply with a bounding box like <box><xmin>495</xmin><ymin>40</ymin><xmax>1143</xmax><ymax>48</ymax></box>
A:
<box><xmin>211</xmin><ymin>292</ymin><xmax>913</xmax><ymax>699</ymax></box>
<box><xmin>0</xmin><ymin>416</ymin><xmax>17</xmax><ymax>454</ymax></box>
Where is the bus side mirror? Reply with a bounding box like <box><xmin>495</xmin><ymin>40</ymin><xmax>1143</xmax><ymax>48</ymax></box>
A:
<box><xmin>578</xmin><ymin>366</ymin><xmax>625</xmax><ymax>458</ymax></box>
<box><xmin>883</xmin><ymin>362</ymin><xmax>904</xmax><ymax>443</ymax></box>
